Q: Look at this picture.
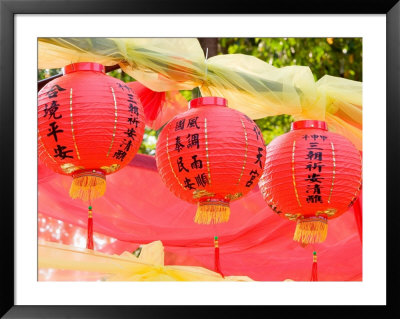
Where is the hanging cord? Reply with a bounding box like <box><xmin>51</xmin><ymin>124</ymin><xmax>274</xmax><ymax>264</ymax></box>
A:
<box><xmin>86</xmin><ymin>197</ymin><xmax>94</xmax><ymax>250</ymax></box>
<box><xmin>214</xmin><ymin>235</ymin><xmax>224</xmax><ymax>277</ymax></box>
<box><xmin>310</xmin><ymin>251</ymin><xmax>318</xmax><ymax>281</ymax></box>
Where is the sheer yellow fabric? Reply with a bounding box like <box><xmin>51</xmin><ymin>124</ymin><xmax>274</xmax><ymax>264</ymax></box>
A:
<box><xmin>38</xmin><ymin>38</ymin><xmax>362</xmax><ymax>149</ymax></box>
<box><xmin>38</xmin><ymin>240</ymin><xmax>253</xmax><ymax>281</ymax></box>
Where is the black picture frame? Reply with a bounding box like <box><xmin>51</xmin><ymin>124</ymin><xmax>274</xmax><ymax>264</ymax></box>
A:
<box><xmin>1</xmin><ymin>0</ymin><xmax>399</xmax><ymax>317</ymax></box>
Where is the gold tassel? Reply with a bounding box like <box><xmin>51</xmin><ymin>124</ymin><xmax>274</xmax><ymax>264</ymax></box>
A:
<box><xmin>194</xmin><ymin>201</ymin><xmax>230</xmax><ymax>224</ymax></box>
<box><xmin>69</xmin><ymin>171</ymin><xmax>106</xmax><ymax>201</ymax></box>
<box><xmin>293</xmin><ymin>216</ymin><xmax>328</xmax><ymax>244</ymax></box>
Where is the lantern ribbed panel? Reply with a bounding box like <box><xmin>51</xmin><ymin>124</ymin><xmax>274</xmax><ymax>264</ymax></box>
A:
<box><xmin>38</xmin><ymin>64</ymin><xmax>145</xmax><ymax>177</ymax></box>
<box><xmin>259</xmin><ymin>124</ymin><xmax>362</xmax><ymax>223</ymax></box>
<box><xmin>259</xmin><ymin>121</ymin><xmax>362</xmax><ymax>244</ymax></box>
<box><xmin>156</xmin><ymin>98</ymin><xmax>266</xmax><ymax>223</ymax></box>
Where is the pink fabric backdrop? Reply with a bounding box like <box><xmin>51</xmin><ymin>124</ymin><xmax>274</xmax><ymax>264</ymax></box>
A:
<box><xmin>38</xmin><ymin>154</ymin><xmax>362</xmax><ymax>281</ymax></box>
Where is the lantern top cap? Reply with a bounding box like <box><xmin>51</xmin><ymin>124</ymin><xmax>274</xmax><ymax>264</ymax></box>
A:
<box><xmin>63</xmin><ymin>62</ymin><xmax>105</xmax><ymax>75</ymax></box>
<box><xmin>189</xmin><ymin>97</ymin><xmax>227</xmax><ymax>109</ymax></box>
<box><xmin>291</xmin><ymin>120</ymin><xmax>328</xmax><ymax>131</ymax></box>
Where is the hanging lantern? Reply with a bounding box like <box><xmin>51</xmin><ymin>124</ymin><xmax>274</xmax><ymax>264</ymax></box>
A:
<box><xmin>156</xmin><ymin>97</ymin><xmax>266</xmax><ymax>224</ymax></box>
<box><xmin>259</xmin><ymin>120</ymin><xmax>362</xmax><ymax>245</ymax></box>
<box><xmin>38</xmin><ymin>62</ymin><xmax>145</xmax><ymax>248</ymax></box>
<box><xmin>38</xmin><ymin>62</ymin><xmax>145</xmax><ymax>199</ymax></box>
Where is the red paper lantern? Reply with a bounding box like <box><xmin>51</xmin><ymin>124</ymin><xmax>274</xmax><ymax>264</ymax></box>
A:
<box><xmin>38</xmin><ymin>62</ymin><xmax>145</xmax><ymax>201</ymax></box>
<box><xmin>156</xmin><ymin>97</ymin><xmax>266</xmax><ymax>224</ymax></box>
<box><xmin>259</xmin><ymin>120</ymin><xmax>362</xmax><ymax>244</ymax></box>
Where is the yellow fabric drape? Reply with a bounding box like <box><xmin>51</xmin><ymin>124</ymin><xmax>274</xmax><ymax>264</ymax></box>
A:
<box><xmin>38</xmin><ymin>38</ymin><xmax>362</xmax><ymax>150</ymax></box>
<box><xmin>38</xmin><ymin>240</ymin><xmax>253</xmax><ymax>281</ymax></box>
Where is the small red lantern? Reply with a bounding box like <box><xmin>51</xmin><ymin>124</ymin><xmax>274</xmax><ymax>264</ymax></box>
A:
<box><xmin>38</xmin><ymin>62</ymin><xmax>145</xmax><ymax>201</ymax></box>
<box><xmin>156</xmin><ymin>97</ymin><xmax>266</xmax><ymax>224</ymax></box>
<box><xmin>259</xmin><ymin>120</ymin><xmax>362</xmax><ymax>244</ymax></box>
<box><xmin>38</xmin><ymin>62</ymin><xmax>145</xmax><ymax>249</ymax></box>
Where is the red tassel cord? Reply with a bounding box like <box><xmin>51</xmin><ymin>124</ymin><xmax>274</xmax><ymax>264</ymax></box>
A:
<box><xmin>310</xmin><ymin>251</ymin><xmax>318</xmax><ymax>281</ymax></box>
<box><xmin>214</xmin><ymin>236</ymin><xmax>224</xmax><ymax>277</ymax></box>
<box><xmin>86</xmin><ymin>205</ymin><xmax>94</xmax><ymax>250</ymax></box>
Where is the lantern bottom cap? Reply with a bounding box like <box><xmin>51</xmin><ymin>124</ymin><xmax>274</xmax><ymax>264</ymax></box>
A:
<box><xmin>195</xmin><ymin>200</ymin><xmax>230</xmax><ymax>224</ymax></box>
<box><xmin>293</xmin><ymin>216</ymin><xmax>328</xmax><ymax>245</ymax></box>
<box><xmin>70</xmin><ymin>171</ymin><xmax>106</xmax><ymax>201</ymax></box>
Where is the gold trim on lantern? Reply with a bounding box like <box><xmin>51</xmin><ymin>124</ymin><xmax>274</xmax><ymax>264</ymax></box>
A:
<box><xmin>166</xmin><ymin>123</ymin><xmax>186</xmax><ymax>190</ymax></box>
<box><xmin>193</xmin><ymin>189</ymin><xmax>215</xmax><ymax>199</ymax></box>
<box><xmin>106</xmin><ymin>86</ymin><xmax>118</xmax><ymax>157</ymax></box>
<box><xmin>100</xmin><ymin>164</ymin><xmax>121</xmax><ymax>173</ymax></box>
<box><xmin>236</xmin><ymin>117</ymin><xmax>248</xmax><ymax>185</ymax></box>
<box><xmin>204</xmin><ymin>118</ymin><xmax>212</xmax><ymax>185</ymax></box>
<box><xmin>38</xmin><ymin>129</ymin><xmax>57</xmax><ymax>163</ymax></box>
<box><xmin>291</xmin><ymin>140</ymin><xmax>302</xmax><ymax>207</ymax></box>
<box><xmin>316</xmin><ymin>208</ymin><xmax>337</xmax><ymax>217</ymax></box>
<box><xmin>284</xmin><ymin>213</ymin><xmax>302</xmax><ymax>221</ymax></box>
<box><xmin>60</xmin><ymin>163</ymin><xmax>84</xmax><ymax>174</ymax></box>
<box><xmin>225</xmin><ymin>193</ymin><xmax>243</xmax><ymax>200</ymax></box>
<box><xmin>70</xmin><ymin>88</ymin><xmax>81</xmax><ymax>160</ymax></box>
<box><xmin>328</xmin><ymin>141</ymin><xmax>336</xmax><ymax>203</ymax></box>
<box><xmin>268</xmin><ymin>198</ymin><xmax>281</xmax><ymax>215</ymax></box>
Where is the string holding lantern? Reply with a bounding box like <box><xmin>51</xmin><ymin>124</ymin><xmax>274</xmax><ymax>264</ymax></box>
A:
<box><xmin>38</xmin><ymin>62</ymin><xmax>145</xmax><ymax>249</ymax></box>
<box><xmin>156</xmin><ymin>97</ymin><xmax>266</xmax><ymax>224</ymax></box>
<box><xmin>259</xmin><ymin>120</ymin><xmax>362</xmax><ymax>245</ymax></box>
<box><xmin>310</xmin><ymin>251</ymin><xmax>318</xmax><ymax>281</ymax></box>
<box><xmin>214</xmin><ymin>236</ymin><xmax>223</xmax><ymax>276</ymax></box>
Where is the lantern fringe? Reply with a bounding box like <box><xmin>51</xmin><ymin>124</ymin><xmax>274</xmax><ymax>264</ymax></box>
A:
<box><xmin>70</xmin><ymin>175</ymin><xmax>106</xmax><ymax>201</ymax></box>
<box><xmin>293</xmin><ymin>217</ymin><xmax>328</xmax><ymax>244</ymax></box>
<box><xmin>195</xmin><ymin>202</ymin><xmax>230</xmax><ymax>224</ymax></box>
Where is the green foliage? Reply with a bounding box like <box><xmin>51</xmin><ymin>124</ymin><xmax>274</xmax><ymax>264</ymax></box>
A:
<box><xmin>138</xmin><ymin>128</ymin><xmax>157</xmax><ymax>155</ymax></box>
<box><xmin>179</xmin><ymin>90</ymin><xmax>193</xmax><ymax>101</ymax></box>
<box><xmin>38</xmin><ymin>68</ymin><xmax>62</xmax><ymax>80</ymax></box>
<box><xmin>107</xmin><ymin>69</ymin><xmax>135</xmax><ymax>82</ymax></box>
<box><xmin>255</xmin><ymin>115</ymin><xmax>294</xmax><ymax>145</ymax></box>
<box><xmin>219</xmin><ymin>37</ymin><xmax>362</xmax><ymax>144</ymax></box>
<box><xmin>37</xmin><ymin>68</ymin><xmax>135</xmax><ymax>82</ymax></box>
<box><xmin>219</xmin><ymin>38</ymin><xmax>362</xmax><ymax>81</ymax></box>
<box><xmin>132</xmin><ymin>246</ymin><xmax>142</xmax><ymax>257</ymax></box>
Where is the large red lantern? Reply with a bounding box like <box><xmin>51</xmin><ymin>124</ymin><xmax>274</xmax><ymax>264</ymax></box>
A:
<box><xmin>38</xmin><ymin>62</ymin><xmax>145</xmax><ymax>249</ymax></box>
<box><xmin>259</xmin><ymin>120</ymin><xmax>362</xmax><ymax>245</ymax></box>
<box><xmin>156</xmin><ymin>97</ymin><xmax>266</xmax><ymax>224</ymax></box>
<box><xmin>38</xmin><ymin>62</ymin><xmax>145</xmax><ymax>200</ymax></box>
